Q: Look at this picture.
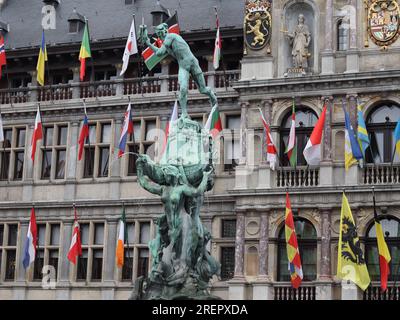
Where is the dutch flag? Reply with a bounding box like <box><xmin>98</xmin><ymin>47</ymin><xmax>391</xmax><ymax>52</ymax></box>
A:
<box><xmin>23</xmin><ymin>208</ymin><xmax>37</xmax><ymax>269</ymax></box>
<box><xmin>118</xmin><ymin>103</ymin><xmax>133</xmax><ymax>157</ymax></box>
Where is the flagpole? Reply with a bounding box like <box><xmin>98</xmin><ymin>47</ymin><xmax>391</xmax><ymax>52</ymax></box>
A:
<box><xmin>4</xmin><ymin>53</ymin><xmax>13</xmax><ymax>108</ymax></box>
<box><xmin>372</xmin><ymin>186</ymin><xmax>384</xmax><ymax>294</ymax></box>
<box><xmin>82</xmin><ymin>98</ymin><xmax>93</xmax><ymax>176</ymax></box>
<box><xmin>213</xmin><ymin>7</ymin><xmax>228</xmax><ymax>92</ymax></box>
<box><xmin>84</xmin><ymin>18</ymin><xmax>96</xmax><ymax>98</ymax></box>
<box><xmin>0</xmin><ymin>107</ymin><xmax>5</xmax><ymax>180</ymax></box>
<box><xmin>43</xmin><ymin>29</ymin><xmax>53</xmax><ymax>103</ymax></box>
<box><xmin>37</xmin><ymin>102</ymin><xmax>50</xmax><ymax>177</ymax></box>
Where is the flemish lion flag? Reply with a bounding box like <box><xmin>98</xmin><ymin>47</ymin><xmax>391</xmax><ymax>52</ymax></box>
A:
<box><xmin>116</xmin><ymin>207</ymin><xmax>127</xmax><ymax>268</ymax></box>
<box><xmin>79</xmin><ymin>21</ymin><xmax>92</xmax><ymax>81</ymax></box>
<box><xmin>337</xmin><ymin>192</ymin><xmax>371</xmax><ymax>291</ymax></box>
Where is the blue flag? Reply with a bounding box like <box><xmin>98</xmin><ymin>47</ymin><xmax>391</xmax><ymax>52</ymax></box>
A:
<box><xmin>343</xmin><ymin>106</ymin><xmax>363</xmax><ymax>165</ymax></box>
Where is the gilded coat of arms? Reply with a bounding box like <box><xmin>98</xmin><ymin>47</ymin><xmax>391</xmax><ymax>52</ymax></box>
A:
<box><xmin>244</xmin><ymin>0</ymin><xmax>272</xmax><ymax>51</ymax></box>
<box><xmin>367</xmin><ymin>0</ymin><xmax>400</xmax><ymax>47</ymax></box>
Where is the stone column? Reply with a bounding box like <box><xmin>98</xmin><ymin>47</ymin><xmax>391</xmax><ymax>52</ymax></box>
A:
<box><xmin>349</xmin><ymin>0</ymin><xmax>358</xmax><ymax>49</ymax></box>
<box><xmin>257</xmin><ymin>100</ymin><xmax>273</xmax><ymax>189</ymax></box>
<box><xmin>347</xmin><ymin>94</ymin><xmax>358</xmax><ymax>133</ymax></box>
<box><xmin>109</xmin><ymin>119</ymin><xmax>122</xmax><ymax>200</ymax></box>
<box><xmin>69</xmin><ymin>67</ymin><xmax>81</xmax><ymax>100</ymax></box>
<box><xmin>205</xmin><ymin>55</ymin><xmax>215</xmax><ymax>89</ymax></box>
<box><xmin>56</xmin><ymin>219</ymin><xmax>73</xmax><ymax>300</ymax></box>
<box><xmin>160</xmin><ymin>60</ymin><xmax>170</xmax><ymax>93</ymax></box>
<box><xmin>345</xmin><ymin>1</ymin><xmax>360</xmax><ymax>73</ymax></box>
<box><xmin>28</xmin><ymin>71</ymin><xmax>38</xmax><ymax>102</ymax></box>
<box><xmin>113</xmin><ymin>63</ymin><xmax>124</xmax><ymax>96</ymax></box>
<box><xmin>228</xmin><ymin>211</ymin><xmax>247</xmax><ymax>300</ymax></box>
<box><xmin>102</xmin><ymin>218</ymin><xmax>118</xmax><ymax>300</ymax></box>
<box><xmin>320</xmin><ymin>96</ymin><xmax>333</xmax><ymax>187</ymax></box>
<box><xmin>64</xmin><ymin>121</ymin><xmax>79</xmax><ymax>201</ymax></box>
<box><xmin>14</xmin><ymin>220</ymin><xmax>29</xmax><ymax>300</ymax></box>
<box><xmin>321</xmin><ymin>0</ymin><xmax>335</xmax><ymax>74</ymax></box>
<box><xmin>240</xmin><ymin>101</ymin><xmax>249</xmax><ymax>165</ymax></box>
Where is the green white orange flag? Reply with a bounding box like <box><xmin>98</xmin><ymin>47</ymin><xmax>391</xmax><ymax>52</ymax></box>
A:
<box><xmin>373</xmin><ymin>191</ymin><xmax>391</xmax><ymax>292</ymax></box>
<box><xmin>205</xmin><ymin>105</ymin><xmax>222</xmax><ymax>138</ymax></box>
<box><xmin>79</xmin><ymin>21</ymin><xmax>92</xmax><ymax>81</ymax></box>
<box><xmin>116</xmin><ymin>208</ymin><xmax>126</xmax><ymax>268</ymax></box>
<box><xmin>285</xmin><ymin>100</ymin><xmax>297</xmax><ymax>167</ymax></box>
<box><xmin>337</xmin><ymin>192</ymin><xmax>371</xmax><ymax>291</ymax></box>
<box><xmin>285</xmin><ymin>192</ymin><xmax>303</xmax><ymax>289</ymax></box>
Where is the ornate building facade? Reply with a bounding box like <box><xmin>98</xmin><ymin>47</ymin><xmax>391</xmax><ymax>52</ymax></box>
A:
<box><xmin>0</xmin><ymin>0</ymin><xmax>399</xmax><ymax>300</ymax></box>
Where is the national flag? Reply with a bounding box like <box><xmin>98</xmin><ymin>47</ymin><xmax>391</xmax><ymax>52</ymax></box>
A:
<box><xmin>343</xmin><ymin>106</ymin><xmax>363</xmax><ymax>170</ymax></box>
<box><xmin>285</xmin><ymin>100</ymin><xmax>297</xmax><ymax>167</ymax></box>
<box><xmin>36</xmin><ymin>30</ymin><xmax>48</xmax><ymax>86</ymax></box>
<box><xmin>67</xmin><ymin>206</ymin><xmax>82</xmax><ymax>265</ymax></box>
<box><xmin>79</xmin><ymin>21</ymin><xmax>92</xmax><ymax>81</ymax></box>
<box><xmin>303</xmin><ymin>103</ymin><xmax>327</xmax><ymax>165</ymax></box>
<box><xmin>161</xmin><ymin>100</ymin><xmax>178</xmax><ymax>155</ymax></box>
<box><xmin>118</xmin><ymin>103</ymin><xmax>133</xmax><ymax>157</ymax></box>
<box><xmin>394</xmin><ymin>119</ymin><xmax>400</xmax><ymax>158</ymax></box>
<box><xmin>357</xmin><ymin>104</ymin><xmax>370</xmax><ymax>159</ymax></box>
<box><xmin>142</xmin><ymin>13</ymin><xmax>179</xmax><ymax>71</ymax></box>
<box><xmin>116</xmin><ymin>208</ymin><xmax>127</xmax><ymax>268</ymax></box>
<box><xmin>259</xmin><ymin>108</ymin><xmax>277</xmax><ymax>170</ymax></box>
<box><xmin>205</xmin><ymin>105</ymin><xmax>222</xmax><ymax>139</ymax></box>
<box><xmin>120</xmin><ymin>17</ymin><xmax>138</xmax><ymax>76</ymax></box>
<box><xmin>0</xmin><ymin>112</ymin><xmax>4</xmax><ymax>143</ymax></box>
<box><xmin>337</xmin><ymin>192</ymin><xmax>371</xmax><ymax>291</ymax></box>
<box><xmin>31</xmin><ymin>106</ymin><xmax>43</xmax><ymax>162</ymax></box>
<box><xmin>373</xmin><ymin>192</ymin><xmax>391</xmax><ymax>292</ymax></box>
<box><xmin>213</xmin><ymin>9</ymin><xmax>221</xmax><ymax>70</ymax></box>
<box><xmin>285</xmin><ymin>192</ymin><xmax>303</xmax><ymax>289</ymax></box>
<box><xmin>0</xmin><ymin>35</ymin><xmax>7</xmax><ymax>79</ymax></box>
<box><xmin>23</xmin><ymin>208</ymin><xmax>37</xmax><ymax>269</ymax></box>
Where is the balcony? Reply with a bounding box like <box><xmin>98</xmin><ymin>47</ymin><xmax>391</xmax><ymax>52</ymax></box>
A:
<box><xmin>273</xmin><ymin>283</ymin><xmax>316</xmax><ymax>300</ymax></box>
<box><xmin>0</xmin><ymin>70</ymin><xmax>240</xmax><ymax>105</ymax></box>
<box><xmin>276</xmin><ymin>166</ymin><xmax>320</xmax><ymax>188</ymax></box>
<box><xmin>363</xmin><ymin>283</ymin><xmax>400</xmax><ymax>300</ymax></box>
<box><xmin>362</xmin><ymin>163</ymin><xmax>400</xmax><ymax>185</ymax></box>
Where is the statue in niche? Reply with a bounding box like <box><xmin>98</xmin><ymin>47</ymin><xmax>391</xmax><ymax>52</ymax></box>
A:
<box><xmin>287</xmin><ymin>14</ymin><xmax>311</xmax><ymax>69</ymax></box>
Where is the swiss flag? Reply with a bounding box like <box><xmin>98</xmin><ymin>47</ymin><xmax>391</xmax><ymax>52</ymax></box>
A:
<box><xmin>31</xmin><ymin>107</ymin><xmax>43</xmax><ymax>162</ymax></box>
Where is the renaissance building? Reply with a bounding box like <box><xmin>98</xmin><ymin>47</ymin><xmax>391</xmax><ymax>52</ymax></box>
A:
<box><xmin>0</xmin><ymin>0</ymin><xmax>399</xmax><ymax>300</ymax></box>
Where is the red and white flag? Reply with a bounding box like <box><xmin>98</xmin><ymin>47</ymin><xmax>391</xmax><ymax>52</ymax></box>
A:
<box><xmin>67</xmin><ymin>206</ymin><xmax>82</xmax><ymax>265</ymax></box>
<box><xmin>31</xmin><ymin>106</ymin><xmax>43</xmax><ymax>162</ymax></box>
<box><xmin>0</xmin><ymin>35</ymin><xmax>6</xmax><ymax>79</ymax></box>
<box><xmin>303</xmin><ymin>103</ymin><xmax>327</xmax><ymax>165</ymax></box>
<box><xmin>120</xmin><ymin>17</ymin><xmax>138</xmax><ymax>76</ymax></box>
<box><xmin>213</xmin><ymin>9</ymin><xmax>221</xmax><ymax>70</ymax></box>
<box><xmin>259</xmin><ymin>108</ymin><xmax>278</xmax><ymax>170</ymax></box>
<box><xmin>160</xmin><ymin>100</ymin><xmax>178</xmax><ymax>155</ymax></box>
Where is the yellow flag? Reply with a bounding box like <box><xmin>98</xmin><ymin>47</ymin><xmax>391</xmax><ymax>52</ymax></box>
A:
<box><xmin>36</xmin><ymin>30</ymin><xmax>48</xmax><ymax>86</ymax></box>
<box><xmin>337</xmin><ymin>192</ymin><xmax>371</xmax><ymax>291</ymax></box>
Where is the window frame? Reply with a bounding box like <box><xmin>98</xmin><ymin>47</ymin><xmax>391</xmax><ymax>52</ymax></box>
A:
<box><xmin>0</xmin><ymin>223</ymin><xmax>19</xmax><ymax>282</ymax></box>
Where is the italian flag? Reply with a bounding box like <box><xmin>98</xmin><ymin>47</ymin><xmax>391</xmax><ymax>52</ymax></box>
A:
<box><xmin>303</xmin><ymin>103</ymin><xmax>327</xmax><ymax>165</ymax></box>
<box><xmin>213</xmin><ymin>11</ymin><xmax>221</xmax><ymax>70</ymax></box>
<box><xmin>285</xmin><ymin>101</ymin><xmax>297</xmax><ymax>167</ymax></box>
<box><xmin>79</xmin><ymin>22</ymin><xmax>92</xmax><ymax>81</ymax></box>
<box><xmin>205</xmin><ymin>105</ymin><xmax>222</xmax><ymax>138</ymax></box>
<box><xmin>116</xmin><ymin>208</ymin><xmax>126</xmax><ymax>268</ymax></box>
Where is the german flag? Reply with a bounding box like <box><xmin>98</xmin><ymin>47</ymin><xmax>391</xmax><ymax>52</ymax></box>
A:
<box><xmin>373</xmin><ymin>190</ymin><xmax>391</xmax><ymax>292</ymax></box>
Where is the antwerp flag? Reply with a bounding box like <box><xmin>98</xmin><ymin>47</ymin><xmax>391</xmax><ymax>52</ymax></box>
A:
<box><xmin>116</xmin><ymin>208</ymin><xmax>126</xmax><ymax>268</ymax></box>
<box><xmin>303</xmin><ymin>103</ymin><xmax>327</xmax><ymax>165</ymax></box>
<box><xmin>79</xmin><ymin>22</ymin><xmax>92</xmax><ymax>81</ymax></box>
<box><xmin>36</xmin><ymin>30</ymin><xmax>48</xmax><ymax>86</ymax></box>
<box><xmin>337</xmin><ymin>193</ymin><xmax>371</xmax><ymax>291</ymax></box>
<box><xmin>285</xmin><ymin>193</ymin><xmax>303</xmax><ymax>289</ymax></box>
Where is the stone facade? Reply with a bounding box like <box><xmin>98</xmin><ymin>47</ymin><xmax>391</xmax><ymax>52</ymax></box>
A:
<box><xmin>0</xmin><ymin>0</ymin><xmax>399</xmax><ymax>300</ymax></box>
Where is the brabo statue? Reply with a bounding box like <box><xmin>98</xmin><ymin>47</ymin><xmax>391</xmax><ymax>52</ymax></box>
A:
<box><xmin>287</xmin><ymin>14</ymin><xmax>311</xmax><ymax>70</ymax></box>
<box><xmin>139</xmin><ymin>22</ymin><xmax>218</xmax><ymax>118</ymax></box>
<box><xmin>130</xmin><ymin>21</ymin><xmax>221</xmax><ymax>300</ymax></box>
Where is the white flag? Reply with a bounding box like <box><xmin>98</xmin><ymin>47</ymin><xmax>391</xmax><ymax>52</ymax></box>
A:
<box><xmin>0</xmin><ymin>113</ymin><xmax>4</xmax><ymax>142</ymax></box>
<box><xmin>120</xmin><ymin>17</ymin><xmax>138</xmax><ymax>76</ymax></box>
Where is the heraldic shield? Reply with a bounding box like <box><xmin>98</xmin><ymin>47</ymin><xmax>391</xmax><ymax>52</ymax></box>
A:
<box><xmin>244</xmin><ymin>0</ymin><xmax>272</xmax><ymax>50</ymax></box>
<box><xmin>367</xmin><ymin>0</ymin><xmax>400</xmax><ymax>47</ymax></box>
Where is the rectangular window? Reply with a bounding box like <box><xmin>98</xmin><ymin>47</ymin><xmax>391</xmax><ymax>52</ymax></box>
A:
<box><xmin>91</xmin><ymin>249</ymin><xmax>103</xmax><ymax>281</ymax></box>
<box><xmin>4</xmin><ymin>223</ymin><xmax>18</xmax><ymax>282</ymax></box>
<box><xmin>94</xmin><ymin>223</ymin><xmax>104</xmax><ymax>245</ymax></box>
<box><xmin>41</xmin><ymin>150</ymin><xmax>52</xmax><ymax>179</ymax></box>
<box><xmin>16</xmin><ymin>128</ymin><xmax>26</xmax><ymax>147</ymax></box>
<box><xmin>80</xmin><ymin>223</ymin><xmax>90</xmax><ymax>246</ymax></box>
<box><xmin>140</xmin><ymin>222</ymin><xmax>150</xmax><ymax>244</ymax></box>
<box><xmin>55</xmin><ymin>150</ymin><xmax>66</xmax><ymax>179</ymax></box>
<box><xmin>224</xmin><ymin>115</ymin><xmax>240</xmax><ymax>172</ymax></box>
<box><xmin>48</xmin><ymin>249</ymin><xmax>59</xmax><ymax>279</ymax></box>
<box><xmin>33</xmin><ymin>249</ymin><xmax>45</xmax><ymax>280</ymax></box>
<box><xmin>7</xmin><ymin>224</ymin><xmax>18</xmax><ymax>246</ymax></box>
<box><xmin>13</xmin><ymin>151</ymin><xmax>24</xmax><ymax>180</ymax></box>
<box><xmin>221</xmin><ymin>219</ymin><xmax>236</xmax><ymax>238</ymax></box>
<box><xmin>98</xmin><ymin>147</ymin><xmax>109</xmax><ymax>177</ymax></box>
<box><xmin>83</xmin><ymin>147</ymin><xmax>95</xmax><ymax>178</ymax></box>
<box><xmin>137</xmin><ymin>248</ymin><xmax>149</xmax><ymax>278</ymax></box>
<box><xmin>0</xmin><ymin>129</ymin><xmax>12</xmax><ymax>181</ymax></box>
<box><xmin>5</xmin><ymin>250</ymin><xmax>16</xmax><ymax>281</ymax></box>
<box><xmin>121</xmin><ymin>248</ymin><xmax>134</xmax><ymax>281</ymax></box>
<box><xmin>220</xmin><ymin>247</ymin><xmax>235</xmax><ymax>281</ymax></box>
<box><xmin>77</xmin><ymin>250</ymin><xmax>88</xmax><ymax>281</ymax></box>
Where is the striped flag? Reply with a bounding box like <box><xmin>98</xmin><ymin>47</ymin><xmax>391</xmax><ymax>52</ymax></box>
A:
<box><xmin>394</xmin><ymin>119</ymin><xmax>400</xmax><ymax>158</ymax></box>
<box><xmin>303</xmin><ymin>103</ymin><xmax>327</xmax><ymax>165</ymax></box>
<box><xmin>357</xmin><ymin>104</ymin><xmax>370</xmax><ymax>159</ymax></box>
<box><xmin>120</xmin><ymin>17</ymin><xmax>138</xmax><ymax>76</ymax></box>
<box><xmin>285</xmin><ymin>100</ymin><xmax>297</xmax><ymax>167</ymax></box>
<box><xmin>343</xmin><ymin>106</ymin><xmax>363</xmax><ymax>170</ymax></box>
<box><xmin>160</xmin><ymin>100</ymin><xmax>178</xmax><ymax>155</ymax></box>
<box><xmin>79</xmin><ymin>21</ymin><xmax>92</xmax><ymax>81</ymax></box>
<box><xmin>31</xmin><ymin>106</ymin><xmax>43</xmax><ymax>162</ymax></box>
<box><xmin>118</xmin><ymin>103</ymin><xmax>133</xmax><ymax>157</ymax></box>
<box><xmin>205</xmin><ymin>104</ymin><xmax>222</xmax><ymax>139</ymax></box>
<box><xmin>259</xmin><ymin>108</ymin><xmax>277</xmax><ymax>170</ymax></box>
<box><xmin>67</xmin><ymin>206</ymin><xmax>82</xmax><ymax>265</ymax></box>
<box><xmin>116</xmin><ymin>207</ymin><xmax>126</xmax><ymax>268</ymax></box>
<box><xmin>0</xmin><ymin>35</ymin><xmax>6</xmax><ymax>79</ymax></box>
<box><xmin>285</xmin><ymin>192</ymin><xmax>303</xmax><ymax>289</ymax></box>
<box><xmin>373</xmin><ymin>191</ymin><xmax>391</xmax><ymax>292</ymax></box>
<box><xmin>213</xmin><ymin>9</ymin><xmax>221</xmax><ymax>70</ymax></box>
<box><xmin>36</xmin><ymin>30</ymin><xmax>48</xmax><ymax>86</ymax></box>
<box><xmin>23</xmin><ymin>208</ymin><xmax>37</xmax><ymax>269</ymax></box>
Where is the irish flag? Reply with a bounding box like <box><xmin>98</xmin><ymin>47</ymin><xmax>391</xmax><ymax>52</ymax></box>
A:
<box><xmin>213</xmin><ymin>9</ymin><xmax>221</xmax><ymax>70</ymax></box>
<box><xmin>285</xmin><ymin>101</ymin><xmax>297</xmax><ymax>167</ymax></box>
<box><xmin>116</xmin><ymin>208</ymin><xmax>126</xmax><ymax>268</ymax></box>
<box><xmin>79</xmin><ymin>21</ymin><xmax>92</xmax><ymax>81</ymax></box>
<box><xmin>303</xmin><ymin>103</ymin><xmax>327</xmax><ymax>165</ymax></box>
<box><xmin>205</xmin><ymin>105</ymin><xmax>222</xmax><ymax>138</ymax></box>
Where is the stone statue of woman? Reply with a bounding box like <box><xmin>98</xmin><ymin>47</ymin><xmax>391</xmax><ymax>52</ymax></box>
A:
<box><xmin>287</xmin><ymin>14</ymin><xmax>311</xmax><ymax>69</ymax></box>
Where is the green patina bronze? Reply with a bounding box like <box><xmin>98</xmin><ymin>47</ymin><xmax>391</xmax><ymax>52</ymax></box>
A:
<box><xmin>130</xmin><ymin>22</ymin><xmax>220</xmax><ymax>300</ymax></box>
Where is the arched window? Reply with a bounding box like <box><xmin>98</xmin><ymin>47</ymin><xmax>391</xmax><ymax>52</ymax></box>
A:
<box><xmin>366</xmin><ymin>102</ymin><xmax>400</xmax><ymax>163</ymax></box>
<box><xmin>277</xmin><ymin>218</ymin><xmax>317</xmax><ymax>281</ymax></box>
<box><xmin>337</xmin><ymin>18</ymin><xmax>349</xmax><ymax>51</ymax></box>
<box><xmin>365</xmin><ymin>216</ymin><xmax>400</xmax><ymax>282</ymax></box>
<box><xmin>280</xmin><ymin>107</ymin><xmax>318</xmax><ymax>166</ymax></box>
